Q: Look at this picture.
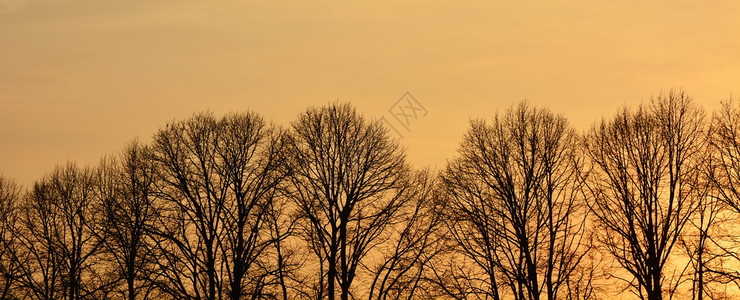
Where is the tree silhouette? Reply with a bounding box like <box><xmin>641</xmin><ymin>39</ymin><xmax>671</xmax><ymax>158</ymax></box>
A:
<box><xmin>0</xmin><ymin>175</ymin><xmax>22</xmax><ymax>299</ymax></box>
<box><xmin>368</xmin><ymin>169</ymin><xmax>445</xmax><ymax>300</ymax></box>
<box><xmin>215</xmin><ymin>112</ymin><xmax>295</xmax><ymax>300</ymax></box>
<box><xmin>15</xmin><ymin>162</ymin><xmax>109</xmax><ymax>300</ymax></box>
<box><xmin>696</xmin><ymin>98</ymin><xmax>740</xmax><ymax>296</ymax></box>
<box><xmin>287</xmin><ymin>102</ymin><xmax>412</xmax><ymax>300</ymax></box>
<box><xmin>709</xmin><ymin>99</ymin><xmax>740</xmax><ymax>218</ymax></box>
<box><xmin>583</xmin><ymin>91</ymin><xmax>706</xmax><ymax>300</ymax></box>
<box><xmin>440</xmin><ymin>101</ymin><xmax>590</xmax><ymax>300</ymax></box>
<box><xmin>149</xmin><ymin>111</ymin><xmax>293</xmax><ymax>299</ymax></box>
<box><xmin>4</xmin><ymin>93</ymin><xmax>740</xmax><ymax>299</ymax></box>
<box><xmin>97</xmin><ymin>141</ymin><xmax>160</xmax><ymax>300</ymax></box>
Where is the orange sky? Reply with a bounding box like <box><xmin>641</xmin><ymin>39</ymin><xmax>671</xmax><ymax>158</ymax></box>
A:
<box><xmin>1</xmin><ymin>0</ymin><xmax>739</xmax><ymax>186</ymax></box>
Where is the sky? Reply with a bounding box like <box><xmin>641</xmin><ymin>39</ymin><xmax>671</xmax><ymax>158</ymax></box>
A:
<box><xmin>1</xmin><ymin>0</ymin><xmax>740</xmax><ymax>186</ymax></box>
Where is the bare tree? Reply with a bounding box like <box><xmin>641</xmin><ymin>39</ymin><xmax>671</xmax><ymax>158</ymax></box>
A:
<box><xmin>14</xmin><ymin>181</ymin><xmax>63</xmax><ymax>300</ymax></box>
<box><xmin>97</xmin><ymin>141</ymin><xmax>160</xmax><ymax>300</ymax></box>
<box><xmin>265</xmin><ymin>184</ymin><xmax>304</xmax><ymax>300</ymax></box>
<box><xmin>710</xmin><ymin>100</ymin><xmax>740</xmax><ymax>214</ymax></box>
<box><xmin>563</xmin><ymin>245</ymin><xmax>603</xmax><ymax>300</ymax></box>
<box><xmin>150</xmin><ymin>111</ymin><xmax>293</xmax><ymax>299</ymax></box>
<box><xmin>149</xmin><ymin>112</ymin><xmax>228</xmax><ymax>299</ymax></box>
<box><xmin>286</xmin><ymin>102</ymin><xmax>412</xmax><ymax>300</ymax></box>
<box><xmin>214</xmin><ymin>112</ymin><xmax>294</xmax><ymax>300</ymax></box>
<box><xmin>440</xmin><ymin>101</ymin><xmax>589</xmax><ymax>300</ymax></box>
<box><xmin>678</xmin><ymin>175</ymin><xmax>734</xmax><ymax>300</ymax></box>
<box><xmin>583</xmin><ymin>90</ymin><xmax>705</xmax><ymax>300</ymax></box>
<box><xmin>15</xmin><ymin>162</ymin><xmax>108</xmax><ymax>300</ymax></box>
<box><xmin>368</xmin><ymin>169</ymin><xmax>445</xmax><ymax>300</ymax></box>
<box><xmin>694</xmin><ymin>98</ymin><xmax>740</xmax><ymax>296</ymax></box>
<box><xmin>0</xmin><ymin>175</ymin><xmax>22</xmax><ymax>299</ymax></box>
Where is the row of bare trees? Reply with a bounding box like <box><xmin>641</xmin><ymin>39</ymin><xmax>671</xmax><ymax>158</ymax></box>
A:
<box><xmin>3</xmin><ymin>92</ymin><xmax>740</xmax><ymax>299</ymax></box>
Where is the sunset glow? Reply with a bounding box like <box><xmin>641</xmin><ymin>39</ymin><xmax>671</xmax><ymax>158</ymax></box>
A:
<box><xmin>2</xmin><ymin>1</ymin><xmax>739</xmax><ymax>185</ymax></box>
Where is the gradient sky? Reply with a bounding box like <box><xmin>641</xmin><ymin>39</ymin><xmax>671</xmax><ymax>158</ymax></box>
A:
<box><xmin>1</xmin><ymin>0</ymin><xmax>739</xmax><ymax>186</ymax></box>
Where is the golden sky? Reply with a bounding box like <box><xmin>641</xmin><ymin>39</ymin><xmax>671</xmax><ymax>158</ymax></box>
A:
<box><xmin>1</xmin><ymin>0</ymin><xmax>739</xmax><ymax>185</ymax></box>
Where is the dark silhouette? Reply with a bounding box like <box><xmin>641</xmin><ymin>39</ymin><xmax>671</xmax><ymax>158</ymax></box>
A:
<box><xmin>0</xmin><ymin>175</ymin><xmax>22</xmax><ymax>299</ymax></box>
<box><xmin>368</xmin><ymin>169</ymin><xmax>445</xmax><ymax>300</ymax></box>
<box><xmin>148</xmin><ymin>111</ymin><xmax>292</xmax><ymax>299</ymax></box>
<box><xmin>286</xmin><ymin>103</ymin><xmax>412</xmax><ymax>300</ymax></box>
<box><xmin>97</xmin><ymin>141</ymin><xmax>159</xmax><ymax>300</ymax></box>
<box><xmin>15</xmin><ymin>163</ymin><xmax>109</xmax><ymax>300</ymax></box>
<box><xmin>440</xmin><ymin>102</ymin><xmax>590</xmax><ymax>300</ymax></box>
<box><xmin>4</xmin><ymin>94</ymin><xmax>740</xmax><ymax>299</ymax></box>
<box><xmin>583</xmin><ymin>91</ymin><xmax>706</xmax><ymax>300</ymax></box>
